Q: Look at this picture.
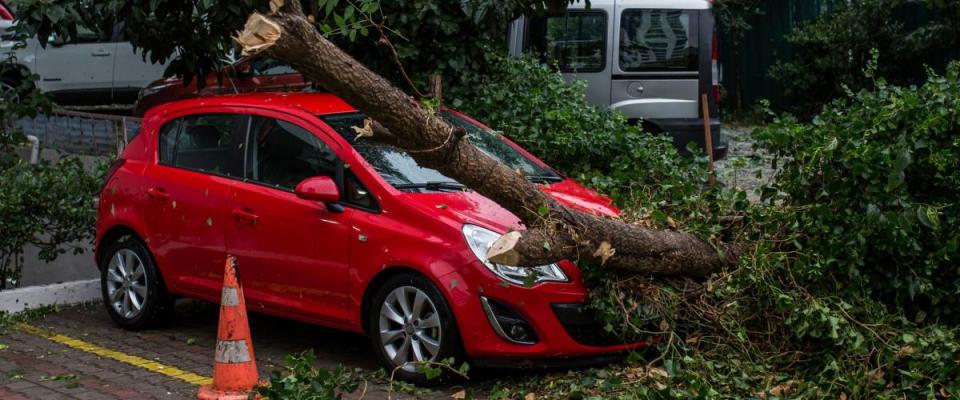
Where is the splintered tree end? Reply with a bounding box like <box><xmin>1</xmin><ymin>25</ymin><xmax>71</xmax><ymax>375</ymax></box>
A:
<box><xmin>234</xmin><ymin>12</ymin><xmax>282</xmax><ymax>56</ymax></box>
<box><xmin>486</xmin><ymin>231</ymin><xmax>523</xmax><ymax>265</ymax></box>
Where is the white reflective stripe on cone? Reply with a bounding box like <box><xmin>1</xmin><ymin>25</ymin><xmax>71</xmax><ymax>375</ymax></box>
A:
<box><xmin>215</xmin><ymin>340</ymin><xmax>252</xmax><ymax>363</ymax></box>
<box><xmin>221</xmin><ymin>287</ymin><xmax>240</xmax><ymax>307</ymax></box>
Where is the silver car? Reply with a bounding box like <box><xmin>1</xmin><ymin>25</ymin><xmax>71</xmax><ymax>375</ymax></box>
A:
<box><xmin>509</xmin><ymin>0</ymin><xmax>726</xmax><ymax>158</ymax></box>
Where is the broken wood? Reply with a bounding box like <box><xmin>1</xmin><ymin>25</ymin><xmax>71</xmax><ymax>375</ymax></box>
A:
<box><xmin>236</xmin><ymin>0</ymin><xmax>737</xmax><ymax>278</ymax></box>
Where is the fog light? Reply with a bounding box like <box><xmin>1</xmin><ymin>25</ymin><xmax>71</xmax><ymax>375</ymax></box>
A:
<box><xmin>480</xmin><ymin>296</ymin><xmax>538</xmax><ymax>345</ymax></box>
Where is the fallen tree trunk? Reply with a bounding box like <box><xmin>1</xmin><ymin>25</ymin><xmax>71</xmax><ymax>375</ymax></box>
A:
<box><xmin>236</xmin><ymin>0</ymin><xmax>736</xmax><ymax>278</ymax></box>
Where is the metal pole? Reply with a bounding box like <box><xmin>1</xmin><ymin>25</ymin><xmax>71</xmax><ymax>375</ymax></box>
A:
<box><xmin>701</xmin><ymin>94</ymin><xmax>716</xmax><ymax>186</ymax></box>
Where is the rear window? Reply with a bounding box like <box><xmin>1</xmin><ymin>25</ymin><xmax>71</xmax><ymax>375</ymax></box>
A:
<box><xmin>526</xmin><ymin>11</ymin><xmax>606</xmax><ymax>73</ymax></box>
<box><xmin>158</xmin><ymin>114</ymin><xmax>246</xmax><ymax>178</ymax></box>
<box><xmin>619</xmin><ymin>9</ymin><xmax>698</xmax><ymax>71</ymax></box>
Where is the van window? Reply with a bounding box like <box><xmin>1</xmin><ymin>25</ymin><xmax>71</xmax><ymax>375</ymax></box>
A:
<box><xmin>159</xmin><ymin>114</ymin><xmax>246</xmax><ymax>178</ymax></box>
<box><xmin>619</xmin><ymin>10</ymin><xmax>697</xmax><ymax>71</ymax></box>
<box><xmin>526</xmin><ymin>11</ymin><xmax>606</xmax><ymax>73</ymax></box>
<box><xmin>246</xmin><ymin>116</ymin><xmax>339</xmax><ymax>190</ymax></box>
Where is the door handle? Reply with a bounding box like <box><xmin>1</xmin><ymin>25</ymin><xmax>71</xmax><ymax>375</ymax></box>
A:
<box><xmin>231</xmin><ymin>207</ymin><xmax>259</xmax><ymax>225</ymax></box>
<box><xmin>91</xmin><ymin>50</ymin><xmax>111</xmax><ymax>57</ymax></box>
<box><xmin>147</xmin><ymin>187</ymin><xmax>170</xmax><ymax>200</ymax></box>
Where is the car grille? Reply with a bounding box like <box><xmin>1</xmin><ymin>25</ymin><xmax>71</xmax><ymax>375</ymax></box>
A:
<box><xmin>551</xmin><ymin>303</ymin><xmax>629</xmax><ymax>347</ymax></box>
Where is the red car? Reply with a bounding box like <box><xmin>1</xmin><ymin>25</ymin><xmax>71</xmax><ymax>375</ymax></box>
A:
<box><xmin>97</xmin><ymin>92</ymin><xmax>643</xmax><ymax>382</ymax></box>
<box><xmin>132</xmin><ymin>58</ymin><xmax>310</xmax><ymax>117</ymax></box>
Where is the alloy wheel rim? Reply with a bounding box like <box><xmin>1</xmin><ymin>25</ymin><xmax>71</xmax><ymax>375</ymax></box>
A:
<box><xmin>105</xmin><ymin>249</ymin><xmax>149</xmax><ymax>319</ymax></box>
<box><xmin>378</xmin><ymin>286</ymin><xmax>443</xmax><ymax>372</ymax></box>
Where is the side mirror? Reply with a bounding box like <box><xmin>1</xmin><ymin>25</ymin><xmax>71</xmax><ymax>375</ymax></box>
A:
<box><xmin>294</xmin><ymin>176</ymin><xmax>341</xmax><ymax>204</ymax></box>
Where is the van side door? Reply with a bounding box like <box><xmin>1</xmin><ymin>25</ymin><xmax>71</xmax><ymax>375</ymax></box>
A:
<box><xmin>523</xmin><ymin>8</ymin><xmax>612</xmax><ymax>107</ymax></box>
<box><xmin>611</xmin><ymin>6</ymin><xmax>701</xmax><ymax>121</ymax></box>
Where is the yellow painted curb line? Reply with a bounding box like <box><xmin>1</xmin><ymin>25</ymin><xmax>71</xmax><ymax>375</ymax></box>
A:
<box><xmin>15</xmin><ymin>323</ymin><xmax>213</xmax><ymax>386</ymax></box>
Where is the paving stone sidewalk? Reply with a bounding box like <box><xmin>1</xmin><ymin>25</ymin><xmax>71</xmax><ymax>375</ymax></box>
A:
<box><xmin>0</xmin><ymin>301</ymin><xmax>455</xmax><ymax>399</ymax></box>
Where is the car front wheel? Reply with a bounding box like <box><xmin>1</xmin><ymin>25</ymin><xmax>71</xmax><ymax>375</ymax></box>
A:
<box><xmin>368</xmin><ymin>273</ymin><xmax>463</xmax><ymax>384</ymax></box>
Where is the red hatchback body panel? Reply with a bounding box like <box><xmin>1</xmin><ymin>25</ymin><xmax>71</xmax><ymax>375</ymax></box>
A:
<box><xmin>99</xmin><ymin>93</ymin><xmax>640</xmax><ymax>365</ymax></box>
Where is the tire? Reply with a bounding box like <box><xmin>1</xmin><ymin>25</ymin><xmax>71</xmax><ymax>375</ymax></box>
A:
<box><xmin>99</xmin><ymin>236</ymin><xmax>174</xmax><ymax>330</ymax></box>
<box><xmin>368</xmin><ymin>273</ymin><xmax>464</xmax><ymax>385</ymax></box>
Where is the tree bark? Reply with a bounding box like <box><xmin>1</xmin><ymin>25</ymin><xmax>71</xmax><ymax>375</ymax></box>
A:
<box><xmin>236</xmin><ymin>1</ymin><xmax>736</xmax><ymax>278</ymax></box>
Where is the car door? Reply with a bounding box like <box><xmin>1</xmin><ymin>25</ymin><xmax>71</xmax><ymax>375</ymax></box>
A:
<box><xmin>34</xmin><ymin>26</ymin><xmax>116</xmax><ymax>103</ymax></box>
<box><xmin>141</xmin><ymin>112</ymin><xmax>247</xmax><ymax>299</ymax></box>
<box><xmin>226</xmin><ymin>112</ymin><xmax>353</xmax><ymax>326</ymax></box>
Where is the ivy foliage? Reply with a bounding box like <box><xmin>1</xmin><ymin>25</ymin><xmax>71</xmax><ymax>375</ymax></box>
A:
<box><xmin>758</xmin><ymin>56</ymin><xmax>960</xmax><ymax>323</ymax></box>
<box><xmin>771</xmin><ymin>0</ymin><xmax>960</xmax><ymax>116</ymax></box>
<box><xmin>0</xmin><ymin>157</ymin><xmax>103</xmax><ymax>289</ymax></box>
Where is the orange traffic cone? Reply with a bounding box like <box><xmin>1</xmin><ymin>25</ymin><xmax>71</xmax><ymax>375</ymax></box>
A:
<box><xmin>197</xmin><ymin>255</ymin><xmax>260</xmax><ymax>400</ymax></box>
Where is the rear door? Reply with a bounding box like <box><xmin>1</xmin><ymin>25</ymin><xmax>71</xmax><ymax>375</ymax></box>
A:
<box><xmin>141</xmin><ymin>112</ymin><xmax>247</xmax><ymax>299</ymax></box>
<box><xmin>611</xmin><ymin>6</ymin><xmax>701</xmax><ymax>120</ymax></box>
<box><xmin>524</xmin><ymin>9</ymin><xmax>611</xmax><ymax>107</ymax></box>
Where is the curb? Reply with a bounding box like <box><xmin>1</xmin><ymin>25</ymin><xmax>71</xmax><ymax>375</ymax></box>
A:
<box><xmin>0</xmin><ymin>279</ymin><xmax>100</xmax><ymax>313</ymax></box>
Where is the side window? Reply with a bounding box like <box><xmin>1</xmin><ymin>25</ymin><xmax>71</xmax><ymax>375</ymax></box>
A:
<box><xmin>619</xmin><ymin>10</ymin><xmax>697</xmax><ymax>71</ymax></box>
<box><xmin>343</xmin><ymin>170</ymin><xmax>377</xmax><ymax>211</ymax></box>
<box><xmin>157</xmin><ymin>119</ymin><xmax>180</xmax><ymax>164</ymax></box>
<box><xmin>247</xmin><ymin>116</ymin><xmax>338</xmax><ymax>190</ymax></box>
<box><xmin>526</xmin><ymin>11</ymin><xmax>606</xmax><ymax>73</ymax></box>
<box><xmin>159</xmin><ymin>114</ymin><xmax>246</xmax><ymax>178</ymax></box>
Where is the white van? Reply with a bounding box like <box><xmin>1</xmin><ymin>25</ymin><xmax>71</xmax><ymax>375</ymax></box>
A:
<box><xmin>1</xmin><ymin>22</ymin><xmax>168</xmax><ymax>105</ymax></box>
<box><xmin>508</xmin><ymin>0</ymin><xmax>726</xmax><ymax>158</ymax></box>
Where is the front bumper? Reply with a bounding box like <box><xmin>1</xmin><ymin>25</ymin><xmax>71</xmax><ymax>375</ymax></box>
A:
<box><xmin>439</xmin><ymin>261</ymin><xmax>646</xmax><ymax>365</ymax></box>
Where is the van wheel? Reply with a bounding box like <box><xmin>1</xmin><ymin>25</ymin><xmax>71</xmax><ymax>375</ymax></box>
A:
<box><xmin>99</xmin><ymin>236</ymin><xmax>174</xmax><ymax>330</ymax></box>
<box><xmin>368</xmin><ymin>273</ymin><xmax>463</xmax><ymax>385</ymax></box>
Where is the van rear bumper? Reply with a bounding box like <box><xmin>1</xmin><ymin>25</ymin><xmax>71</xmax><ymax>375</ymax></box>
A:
<box><xmin>647</xmin><ymin>118</ymin><xmax>727</xmax><ymax>160</ymax></box>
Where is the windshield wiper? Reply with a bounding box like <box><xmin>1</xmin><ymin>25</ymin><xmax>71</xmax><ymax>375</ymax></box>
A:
<box><xmin>527</xmin><ymin>175</ymin><xmax>563</xmax><ymax>184</ymax></box>
<box><xmin>393</xmin><ymin>181</ymin><xmax>467</xmax><ymax>192</ymax></box>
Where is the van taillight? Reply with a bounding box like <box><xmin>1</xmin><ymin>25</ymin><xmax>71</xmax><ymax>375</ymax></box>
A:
<box><xmin>99</xmin><ymin>158</ymin><xmax>126</xmax><ymax>195</ymax></box>
<box><xmin>712</xmin><ymin>32</ymin><xmax>721</xmax><ymax>105</ymax></box>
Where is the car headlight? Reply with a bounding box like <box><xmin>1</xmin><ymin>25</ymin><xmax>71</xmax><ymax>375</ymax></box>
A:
<box><xmin>462</xmin><ymin>224</ymin><xmax>568</xmax><ymax>285</ymax></box>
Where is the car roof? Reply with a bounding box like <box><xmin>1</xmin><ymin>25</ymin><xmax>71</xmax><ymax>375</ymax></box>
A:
<box><xmin>154</xmin><ymin>92</ymin><xmax>359</xmax><ymax>117</ymax></box>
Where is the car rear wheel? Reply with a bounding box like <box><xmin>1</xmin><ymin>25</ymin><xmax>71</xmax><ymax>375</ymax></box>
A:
<box><xmin>368</xmin><ymin>273</ymin><xmax>463</xmax><ymax>384</ymax></box>
<box><xmin>99</xmin><ymin>236</ymin><xmax>173</xmax><ymax>330</ymax></box>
